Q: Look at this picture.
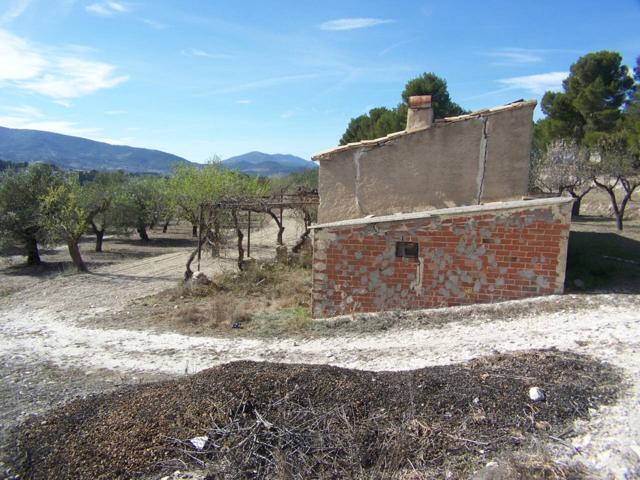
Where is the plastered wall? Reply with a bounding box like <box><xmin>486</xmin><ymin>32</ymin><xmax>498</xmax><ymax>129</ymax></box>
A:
<box><xmin>311</xmin><ymin>199</ymin><xmax>572</xmax><ymax>318</ymax></box>
<box><xmin>315</xmin><ymin>102</ymin><xmax>536</xmax><ymax>224</ymax></box>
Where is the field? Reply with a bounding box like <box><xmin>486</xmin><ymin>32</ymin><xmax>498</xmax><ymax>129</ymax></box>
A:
<box><xmin>1</xmin><ymin>191</ymin><xmax>639</xmax><ymax>479</ymax></box>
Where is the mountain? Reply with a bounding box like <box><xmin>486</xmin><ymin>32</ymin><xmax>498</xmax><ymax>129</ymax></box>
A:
<box><xmin>223</xmin><ymin>151</ymin><xmax>317</xmax><ymax>176</ymax></box>
<box><xmin>0</xmin><ymin>126</ymin><xmax>194</xmax><ymax>174</ymax></box>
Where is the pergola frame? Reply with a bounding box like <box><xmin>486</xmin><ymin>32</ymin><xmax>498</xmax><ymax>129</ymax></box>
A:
<box><xmin>185</xmin><ymin>191</ymin><xmax>318</xmax><ymax>278</ymax></box>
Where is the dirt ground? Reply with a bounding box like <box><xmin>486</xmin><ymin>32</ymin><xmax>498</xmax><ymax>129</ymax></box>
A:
<box><xmin>0</xmin><ymin>201</ymin><xmax>639</xmax><ymax>478</ymax></box>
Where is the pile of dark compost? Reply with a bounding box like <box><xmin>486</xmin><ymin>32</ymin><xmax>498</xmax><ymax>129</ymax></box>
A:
<box><xmin>5</xmin><ymin>350</ymin><xmax>621</xmax><ymax>479</ymax></box>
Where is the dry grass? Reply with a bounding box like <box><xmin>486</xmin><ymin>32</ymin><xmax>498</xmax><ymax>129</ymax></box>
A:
<box><xmin>162</xmin><ymin>261</ymin><xmax>312</xmax><ymax>336</ymax></box>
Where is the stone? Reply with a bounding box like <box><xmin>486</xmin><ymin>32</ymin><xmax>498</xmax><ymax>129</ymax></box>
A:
<box><xmin>192</xmin><ymin>271</ymin><xmax>211</xmax><ymax>286</ymax></box>
<box><xmin>189</xmin><ymin>435</ymin><xmax>208</xmax><ymax>450</ymax></box>
<box><xmin>528</xmin><ymin>386</ymin><xmax>546</xmax><ymax>402</ymax></box>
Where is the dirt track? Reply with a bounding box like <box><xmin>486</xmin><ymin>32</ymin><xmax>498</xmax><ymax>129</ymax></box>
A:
<box><xmin>1</xmin><ymin>217</ymin><xmax>640</xmax><ymax>478</ymax></box>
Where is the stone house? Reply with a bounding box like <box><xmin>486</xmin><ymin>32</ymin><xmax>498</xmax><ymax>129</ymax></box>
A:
<box><xmin>310</xmin><ymin>96</ymin><xmax>572</xmax><ymax>318</ymax></box>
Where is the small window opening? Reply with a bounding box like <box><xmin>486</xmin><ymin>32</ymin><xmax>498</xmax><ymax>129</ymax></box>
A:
<box><xmin>396</xmin><ymin>241</ymin><xmax>419</xmax><ymax>259</ymax></box>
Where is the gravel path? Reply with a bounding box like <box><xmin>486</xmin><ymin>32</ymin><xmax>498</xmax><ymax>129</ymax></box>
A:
<box><xmin>0</xmin><ymin>220</ymin><xmax>639</xmax><ymax>478</ymax></box>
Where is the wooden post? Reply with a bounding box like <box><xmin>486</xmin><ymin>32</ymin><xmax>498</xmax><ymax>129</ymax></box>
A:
<box><xmin>247</xmin><ymin>210</ymin><xmax>251</xmax><ymax>258</ymax></box>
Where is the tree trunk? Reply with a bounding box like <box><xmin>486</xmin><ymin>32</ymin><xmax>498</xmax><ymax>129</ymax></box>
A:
<box><xmin>26</xmin><ymin>237</ymin><xmax>41</xmax><ymax>266</ymax></box>
<box><xmin>95</xmin><ymin>229</ymin><xmax>105</xmax><ymax>252</ymax></box>
<box><xmin>292</xmin><ymin>209</ymin><xmax>312</xmax><ymax>253</ymax></box>
<box><xmin>615</xmin><ymin>214</ymin><xmax>623</xmax><ymax>231</ymax></box>
<box><xmin>67</xmin><ymin>239</ymin><xmax>88</xmax><ymax>273</ymax></box>
<box><xmin>571</xmin><ymin>196</ymin><xmax>582</xmax><ymax>218</ymax></box>
<box><xmin>594</xmin><ymin>180</ymin><xmax>624</xmax><ymax>231</ymax></box>
<box><xmin>192</xmin><ymin>224</ymin><xmax>198</xmax><ymax>237</ymax></box>
<box><xmin>91</xmin><ymin>221</ymin><xmax>105</xmax><ymax>252</ymax></box>
<box><xmin>266</xmin><ymin>210</ymin><xmax>284</xmax><ymax>246</ymax></box>
<box><xmin>137</xmin><ymin>226</ymin><xmax>150</xmax><ymax>241</ymax></box>
<box><xmin>162</xmin><ymin>220</ymin><xmax>170</xmax><ymax>233</ymax></box>
<box><xmin>184</xmin><ymin>234</ymin><xmax>209</xmax><ymax>280</ymax></box>
<box><xmin>231</xmin><ymin>210</ymin><xmax>244</xmax><ymax>270</ymax></box>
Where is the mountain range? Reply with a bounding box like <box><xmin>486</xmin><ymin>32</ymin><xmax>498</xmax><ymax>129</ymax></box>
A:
<box><xmin>222</xmin><ymin>151</ymin><xmax>316</xmax><ymax>176</ymax></box>
<box><xmin>0</xmin><ymin>126</ymin><xmax>316</xmax><ymax>176</ymax></box>
<box><xmin>0</xmin><ymin>126</ymin><xmax>193</xmax><ymax>174</ymax></box>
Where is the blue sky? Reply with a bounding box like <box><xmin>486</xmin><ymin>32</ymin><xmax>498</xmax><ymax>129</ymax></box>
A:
<box><xmin>1</xmin><ymin>0</ymin><xmax>639</xmax><ymax>162</ymax></box>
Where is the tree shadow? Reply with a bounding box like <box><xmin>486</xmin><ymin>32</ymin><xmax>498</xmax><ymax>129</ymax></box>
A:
<box><xmin>109</xmin><ymin>237</ymin><xmax>197</xmax><ymax>249</ymax></box>
<box><xmin>565</xmin><ymin>230</ymin><xmax>640</xmax><ymax>293</ymax></box>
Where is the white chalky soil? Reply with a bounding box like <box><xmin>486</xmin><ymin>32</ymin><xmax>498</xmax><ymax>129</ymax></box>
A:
<box><xmin>0</xmin><ymin>223</ymin><xmax>639</xmax><ymax>478</ymax></box>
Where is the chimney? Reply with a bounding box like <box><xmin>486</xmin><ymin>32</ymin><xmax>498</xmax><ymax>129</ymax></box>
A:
<box><xmin>406</xmin><ymin>95</ymin><xmax>433</xmax><ymax>131</ymax></box>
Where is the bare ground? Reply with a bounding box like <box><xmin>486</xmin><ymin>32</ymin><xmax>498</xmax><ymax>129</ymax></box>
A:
<box><xmin>0</xmin><ymin>212</ymin><xmax>639</xmax><ymax>478</ymax></box>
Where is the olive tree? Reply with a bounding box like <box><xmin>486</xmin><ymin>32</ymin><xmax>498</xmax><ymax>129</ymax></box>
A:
<box><xmin>40</xmin><ymin>174</ymin><xmax>89</xmax><ymax>272</ymax></box>
<box><xmin>0</xmin><ymin>163</ymin><xmax>60</xmax><ymax>265</ymax></box>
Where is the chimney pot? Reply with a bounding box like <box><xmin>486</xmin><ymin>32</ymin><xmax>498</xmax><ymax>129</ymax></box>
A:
<box><xmin>407</xmin><ymin>95</ymin><xmax>433</xmax><ymax>131</ymax></box>
<box><xmin>408</xmin><ymin>95</ymin><xmax>432</xmax><ymax>108</ymax></box>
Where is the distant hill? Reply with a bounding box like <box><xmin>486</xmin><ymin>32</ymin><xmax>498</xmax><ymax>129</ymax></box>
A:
<box><xmin>223</xmin><ymin>151</ymin><xmax>317</xmax><ymax>176</ymax></box>
<box><xmin>0</xmin><ymin>126</ymin><xmax>194</xmax><ymax>174</ymax></box>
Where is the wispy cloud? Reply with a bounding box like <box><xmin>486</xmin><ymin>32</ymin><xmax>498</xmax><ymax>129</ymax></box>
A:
<box><xmin>280</xmin><ymin>110</ymin><xmax>296</xmax><ymax>119</ymax></box>
<box><xmin>0</xmin><ymin>105</ymin><xmax>102</xmax><ymax>139</ymax></box>
<box><xmin>54</xmin><ymin>99</ymin><xmax>72</xmax><ymax>108</ymax></box>
<box><xmin>485</xmin><ymin>48</ymin><xmax>545</xmax><ymax>66</ymax></box>
<box><xmin>379</xmin><ymin>38</ymin><xmax>416</xmax><ymax>56</ymax></box>
<box><xmin>1</xmin><ymin>0</ymin><xmax>32</xmax><ymax>24</ymax></box>
<box><xmin>319</xmin><ymin>18</ymin><xmax>393</xmax><ymax>31</ymax></box>
<box><xmin>85</xmin><ymin>1</ymin><xmax>129</xmax><ymax>16</ymax></box>
<box><xmin>141</xmin><ymin>18</ymin><xmax>166</xmax><ymax>29</ymax></box>
<box><xmin>235</xmin><ymin>99</ymin><xmax>251</xmax><ymax>104</ymax></box>
<box><xmin>3</xmin><ymin>105</ymin><xmax>43</xmax><ymax>118</ymax></box>
<box><xmin>498</xmin><ymin>71</ymin><xmax>568</xmax><ymax>94</ymax></box>
<box><xmin>204</xmin><ymin>73</ymin><xmax>321</xmax><ymax>96</ymax></box>
<box><xmin>181</xmin><ymin>48</ymin><xmax>232</xmax><ymax>59</ymax></box>
<box><xmin>0</xmin><ymin>29</ymin><xmax>128</xmax><ymax>99</ymax></box>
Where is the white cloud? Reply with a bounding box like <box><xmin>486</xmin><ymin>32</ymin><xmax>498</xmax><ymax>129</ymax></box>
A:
<box><xmin>0</xmin><ymin>114</ymin><xmax>99</xmax><ymax>137</ymax></box>
<box><xmin>2</xmin><ymin>105</ymin><xmax>43</xmax><ymax>117</ymax></box>
<box><xmin>235</xmin><ymin>99</ymin><xmax>251</xmax><ymax>104</ymax></box>
<box><xmin>498</xmin><ymin>72</ymin><xmax>568</xmax><ymax>95</ymax></box>
<box><xmin>280</xmin><ymin>110</ymin><xmax>296</xmax><ymax>119</ymax></box>
<box><xmin>141</xmin><ymin>18</ymin><xmax>166</xmax><ymax>29</ymax></box>
<box><xmin>181</xmin><ymin>48</ymin><xmax>232</xmax><ymax>59</ymax></box>
<box><xmin>1</xmin><ymin>0</ymin><xmax>32</xmax><ymax>24</ymax></box>
<box><xmin>54</xmin><ymin>99</ymin><xmax>72</xmax><ymax>108</ymax></box>
<box><xmin>486</xmin><ymin>48</ymin><xmax>544</xmax><ymax>66</ymax></box>
<box><xmin>86</xmin><ymin>1</ymin><xmax>129</xmax><ymax>16</ymax></box>
<box><xmin>0</xmin><ymin>29</ymin><xmax>47</xmax><ymax>80</ymax></box>
<box><xmin>0</xmin><ymin>112</ymin><xmax>130</xmax><ymax>144</ymax></box>
<box><xmin>319</xmin><ymin>18</ymin><xmax>393</xmax><ymax>31</ymax></box>
<box><xmin>0</xmin><ymin>29</ymin><xmax>128</xmax><ymax>99</ymax></box>
<box><xmin>204</xmin><ymin>73</ymin><xmax>320</xmax><ymax>96</ymax></box>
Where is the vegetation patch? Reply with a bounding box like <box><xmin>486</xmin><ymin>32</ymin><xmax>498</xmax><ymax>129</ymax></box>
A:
<box><xmin>565</xmin><ymin>227</ymin><xmax>640</xmax><ymax>291</ymax></box>
<box><xmin>158</xmin><ymin>261</ymin><xmax>313</xmax><ymax>336</ymax></box>
<box><xmin>5</xmin><ymin>350</ymin><xmax>621</xmax><ymax>479</ymax></box>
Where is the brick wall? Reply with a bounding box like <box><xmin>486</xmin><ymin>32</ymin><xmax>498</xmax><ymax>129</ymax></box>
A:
<box><xmin>311</xmin><ymin>199</ymin><xmax>572</xmax><ymax>318</ymax></box>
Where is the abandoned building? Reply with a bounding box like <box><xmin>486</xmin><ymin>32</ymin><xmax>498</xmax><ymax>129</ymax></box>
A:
<box><xmin>310</xmin><ymin>96</ymin><xmax>573</xmax><ymax>318</ymax></box>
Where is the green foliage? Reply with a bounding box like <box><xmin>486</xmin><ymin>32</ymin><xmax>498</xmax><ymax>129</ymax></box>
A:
<box><xmin>118</xmin><ymin>175</ymin><xmax>169</xmax><ymax>237</ymax></box>
<box><xmin>268</xmin><ymin>167</ymin><xmax>318</xmax><ymax>194</ymax></box>
<box><xmin>401</xmin><ymin>72</ymin><xmax>466</xmax><ymax>118</ymax></box>
<box><xmin>339</xmin><ymin>72</ymin><xmax>466</xmax><ymax>145</ymax></box>
<box><xmin>80</xmin><ymin>171</ymin><xmax>128</xmax><ymax>234</ymax></box>
<box><xmin>0</xmin><ymin>163</ymin><xmax>61</xmax><ymax>262</ymax></box>
<box><xmin>40</xmin><ymin>174</ymin><xmax>87</xmax><ymax>243</ymax></box>
<box><xmin>538</xmin><ymin>51</ymin><xmax>635</xmax><ymax>146</ymax></box>
<box><xmin>0</xmin><ymin>159</ymin><xmax>28</xmax><ymax>172</ymax></box>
